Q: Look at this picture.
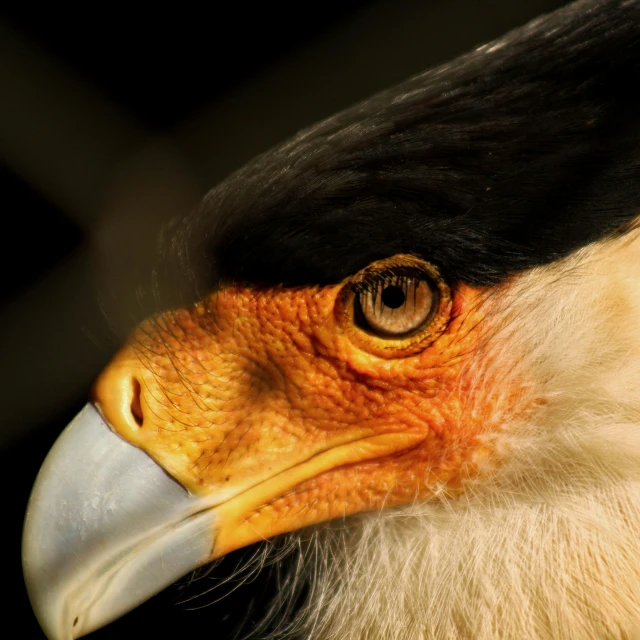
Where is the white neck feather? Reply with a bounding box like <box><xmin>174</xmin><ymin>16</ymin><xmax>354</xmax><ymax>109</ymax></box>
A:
<box><xmin>287</xmin><ymin>230</ymin><xmax>640</xmax><ymax>639</ymax></box>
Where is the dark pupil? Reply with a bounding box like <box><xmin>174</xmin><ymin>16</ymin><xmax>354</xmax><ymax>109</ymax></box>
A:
<box><xmin>381</xmin><ymin>285</ymin><xmax>405</xmax><ymax>309</ymax></box>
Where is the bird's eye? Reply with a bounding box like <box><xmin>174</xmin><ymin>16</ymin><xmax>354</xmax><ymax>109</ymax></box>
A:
<box><xmin>337</xmin><ymin>255</ymin><xmax>451</xmax><ymax>356</ymax></box>
<box><xmin>356</xmin><ymin>272</ymin><xmax>438</xmax><ymax>338</ymax></box>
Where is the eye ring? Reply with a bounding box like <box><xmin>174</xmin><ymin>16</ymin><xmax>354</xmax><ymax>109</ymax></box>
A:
<box><xmin>336</xmin><ymin>255</ymin><xmax>452</xmax><ymax>358</ymax></box>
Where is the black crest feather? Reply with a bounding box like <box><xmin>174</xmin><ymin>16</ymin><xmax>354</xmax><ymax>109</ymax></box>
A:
<box><xmin>174</xmin><ymin>0</ymin><xmax>640</xmax><ymax>291</ymax></box>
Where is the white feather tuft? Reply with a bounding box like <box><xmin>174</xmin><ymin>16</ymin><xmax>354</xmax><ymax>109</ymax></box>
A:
<box><xmin>276</xmin><ymin>229</ymin><xmax>640</xmax><ymax>639</ymax></box>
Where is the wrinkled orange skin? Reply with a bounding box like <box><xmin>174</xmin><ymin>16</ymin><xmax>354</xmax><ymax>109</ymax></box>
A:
<box><xmin>94</xmin><ymin>274</ymin><xmax>526</xmax><ymax>555</ymax></box>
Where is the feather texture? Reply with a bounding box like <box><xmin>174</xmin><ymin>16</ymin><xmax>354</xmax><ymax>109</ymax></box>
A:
<box><xmin>282</xmin><ymin>231</ymin><xmax>640</xmax><ymax>639</ymax></box>
<box><xmin>169</xmin><ymin>0</ymin><xmax>640</xmax><ymax>295</ymax></box>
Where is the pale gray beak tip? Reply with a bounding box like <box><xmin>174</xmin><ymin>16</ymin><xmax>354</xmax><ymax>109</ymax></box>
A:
<box><xmin>23</xmin><ymin>404</ymin><xmax>216</xmax><ymax>640</ymax></box>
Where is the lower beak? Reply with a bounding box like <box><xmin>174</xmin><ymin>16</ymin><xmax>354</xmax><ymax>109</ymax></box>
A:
<box><xmin>22</xmin><ymin>404</ymin><xmax>216</xmax><ymax>640</ymax></box>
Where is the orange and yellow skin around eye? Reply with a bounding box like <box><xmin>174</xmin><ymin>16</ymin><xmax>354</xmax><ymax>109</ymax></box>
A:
<box><xmin>93</xmin><ymin>257</ymin><xmax>529</xmax><ymax>557</ymax></box>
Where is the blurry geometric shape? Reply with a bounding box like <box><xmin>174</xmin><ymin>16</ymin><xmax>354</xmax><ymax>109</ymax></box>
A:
<box><xmin>0</xmin><ymin>163</ymin><xmax>83</xmax><ymax>307</ymax></box>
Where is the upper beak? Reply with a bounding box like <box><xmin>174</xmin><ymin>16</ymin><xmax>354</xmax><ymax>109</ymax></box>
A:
<box><xmin>22</xmin><ymin>404</ymin><xmax>216</xmax><ymax>640</ymax></box>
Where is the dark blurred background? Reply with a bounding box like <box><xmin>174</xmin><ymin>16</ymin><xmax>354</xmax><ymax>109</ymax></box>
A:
<box><xmin>1</xmin><ymin>1</ymin><xmax>570</xmax><ymax>638</ymax></box>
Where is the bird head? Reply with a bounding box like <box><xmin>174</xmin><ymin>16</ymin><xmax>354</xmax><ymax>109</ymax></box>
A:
<box><xmin>90</xmin><ymin>255</ymin><xmax>516</xmax><ymax>556</ymax></box>
<box><xmin>23</xmin><ymin>1</ymin><xmax>640</xmax><ymax>638</ymax></box>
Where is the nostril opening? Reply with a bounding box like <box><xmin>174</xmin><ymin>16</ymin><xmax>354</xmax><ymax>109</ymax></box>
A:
<box><xmin>73</xmin><ymin>617</ymin><xmax>79</xmax><ymax>627</ymax></box>
<box><xmin>130</xmin><ymin>378</ymin><xmax>143</xmax><ymax>427</ymax></box>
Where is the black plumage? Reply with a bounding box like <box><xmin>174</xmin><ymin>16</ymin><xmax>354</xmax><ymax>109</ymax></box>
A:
<box><xmin>170</xmin><ymin>0</ymin><xmax>640</xmax><ymax>294</ymax></box>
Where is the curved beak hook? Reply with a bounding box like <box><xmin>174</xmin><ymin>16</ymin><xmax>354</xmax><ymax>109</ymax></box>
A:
<box><xmin>22</xmin><ymin>404</ymin><xmax>216</xmax><ymax>640</ymax></box>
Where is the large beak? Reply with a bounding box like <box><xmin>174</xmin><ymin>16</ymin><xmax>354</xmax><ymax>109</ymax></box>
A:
<box><xmin>22</xmin><ymin>404</ymin><xmax>216</xmax><ymax>640</ymax></box>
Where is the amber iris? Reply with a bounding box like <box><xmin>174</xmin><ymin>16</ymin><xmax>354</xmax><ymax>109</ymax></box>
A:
<box><xmin>357</xmin><ymin>274</ymin><xmax>436</xmax><ymax>337</ymax></box>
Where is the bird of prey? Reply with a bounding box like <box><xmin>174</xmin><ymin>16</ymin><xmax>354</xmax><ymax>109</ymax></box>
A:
<box><xmin>22</xmin><ymin>0</ymin><xmax>640</xmax><ymax>638</ymax></box>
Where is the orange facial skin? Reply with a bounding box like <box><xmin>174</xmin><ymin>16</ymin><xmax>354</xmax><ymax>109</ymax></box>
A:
<box><xmin>93</xmin><ymin>256</ymin><xmax>527</xmax><ymax>559</ymax></box>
